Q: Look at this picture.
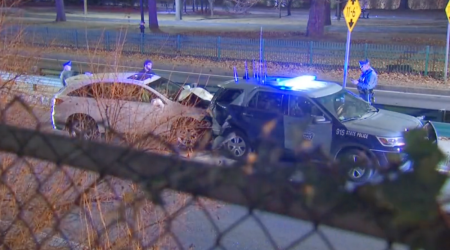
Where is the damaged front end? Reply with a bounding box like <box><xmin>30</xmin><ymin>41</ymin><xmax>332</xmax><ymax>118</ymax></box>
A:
<box><xmin>177</xmin><ymin>85</ymin><xmax>214</xmax><ymax>109</ymax></box>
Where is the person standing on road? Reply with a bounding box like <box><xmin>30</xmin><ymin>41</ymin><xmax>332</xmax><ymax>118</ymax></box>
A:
<box><xmin>139</xmin><ymin>21</ymin><xmax>145</xmax><ymax>34</ymax></box>
<box><xmin>60</xmin><ymin>61</ymin><xmax>92</xmax><ymax>88</ymax></box>
<box><xmin>60</xmin><ymin>61</ymin><xmax>79</xmax><ymax>87</ymax></box>
<box><xmin>351</xmin><ymin>59</ymin><xmax>378</xmax><ymax>103</ymax></box>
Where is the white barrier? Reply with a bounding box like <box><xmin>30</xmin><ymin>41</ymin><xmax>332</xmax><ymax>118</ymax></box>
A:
<box><xmin>0</xmin><ymin>71</ymin><xmax>61</xmax><ymax>88</ymax></box>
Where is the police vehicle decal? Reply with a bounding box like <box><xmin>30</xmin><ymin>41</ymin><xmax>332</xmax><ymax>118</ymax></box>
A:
<box><xmin>303</xmin><ymin>132</ymin><xmax>314</xmax><ymax>141</ymax></box>
<box><xmin>335</xmin><ymin>128</ymin><xmax>369</xmax><ymax>139</ymax></box>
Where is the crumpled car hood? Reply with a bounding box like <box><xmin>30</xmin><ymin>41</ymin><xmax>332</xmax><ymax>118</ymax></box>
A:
<box><xmin>177</xmin><ymin>86</ymin><xmax>214</xmax><ymax>102</ymax></box>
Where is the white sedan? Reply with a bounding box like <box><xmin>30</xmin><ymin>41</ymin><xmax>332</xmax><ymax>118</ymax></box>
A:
<box><xmin>51</xmin><ymin>72</ymin><xmax>213</xmax><ymax>147</ymax></box>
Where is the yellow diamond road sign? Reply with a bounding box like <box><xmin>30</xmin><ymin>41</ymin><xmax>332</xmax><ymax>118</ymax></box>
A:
<box><xmin>343</xmin><ymin>0</ymin><xmax>362</xmax><ymax>32</ymax></box>
<box><xmin>446</xmin><ymin>1</ymin><xmax>450</xmax><ymax>23</ymax></box>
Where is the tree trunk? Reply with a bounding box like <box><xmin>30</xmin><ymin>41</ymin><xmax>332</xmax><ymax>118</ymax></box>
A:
<box><xmin>175</xmin><ymin>0</ymin><xmax>182</xmax><ymax>20</ymax></box>
<box><xmin>325</xmin><ymin>0</ymin><xmax>331</xmax><ymax>26</ymax></box>
<box><xmin>147</xmin><ymin>0</ymin><xmax>159</xmax><ymax>31</ymax></box>
<box><xmin>286</xmin><ymin>0</ymin><xmax>293</xmax><ymax>16</ymax></box>
<box><xmin>55</xmin><ymin>0</ymin><xmax>66</xmax><ymax>22</ymax></box>
<box><xmin>399</xmin><ymin>0</ymin><xmax>408</xmax><ymax>9</ymax></box>
<box><xmin>306</xmin><ymin>0</ymin><xmax>326</xmax><ymax>37</ymax></box>
<box><xmin>140</xmin><ymin>0</ymin><xmax>144</xmax><ymax>23</ymax></box>
<box><xmin>208</xmin><ymin>0</ymin><xmax>214</xmax><ymax>17</ymax></box>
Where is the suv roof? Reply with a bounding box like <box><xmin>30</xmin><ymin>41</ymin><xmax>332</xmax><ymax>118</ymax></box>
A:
<box><xmin>218</xmin><ymin>75</ymin><xmax>343</xmax><ymax>98</ymax></box>
<box><xmin>63</xmin><ymin>72</ymin><xmax>165</xmax><ymax>94</ymax></box>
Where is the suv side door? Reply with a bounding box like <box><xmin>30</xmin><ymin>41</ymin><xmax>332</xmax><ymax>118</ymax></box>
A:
<box><xmin>284</xmin><ymin>95</ymin><xmax>333</xmax><ymax>159</ymax></box>
<box><xmin>241</xmin><ymin>90</ymin><xmax>287</xmax><ymax>148</ymax></box>
<box><xmin>121</xmin><ymin>84</ymin><xmax>168</xmax><ymax>135</ymax></box>
<box><xmin>209</xmin><ymin>88</ymin><xmax>244</xmax><ymax>135</ymax></box>
<box><xmin>69</xmin><ymin>82</ymin><xmax>132</xmax><ymax>133</ymax></box>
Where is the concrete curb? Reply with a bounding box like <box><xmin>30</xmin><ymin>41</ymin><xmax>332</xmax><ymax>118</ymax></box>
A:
<box><xmin>27</xmin><ymin>51</ymin><xmax>450</xmax><ymax>97</ymax></box>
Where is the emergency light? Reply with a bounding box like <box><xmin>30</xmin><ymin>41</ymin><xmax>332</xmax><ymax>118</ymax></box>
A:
<box><xmin>231</xmin><ymin>27</ymin><xmax>320</xmax><ymax>90</ymax></box>
<box><xmin>274</xmin><ymin>75</ymin><xmax>325</xmax><ymax>91</ymax></box>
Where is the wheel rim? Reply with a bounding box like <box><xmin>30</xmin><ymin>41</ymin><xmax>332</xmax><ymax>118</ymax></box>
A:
<box><xmin>70</xmin><ymin>120</ymin><xmax>97</xmax><ymax>140</ymax></box>
<box><xmin>176</xmin><ymin>120</ymin><xmax>209</xmax><ymax>148</ymax></box>
<box><xmin>177</xmin><ymin>127</ymin><xmax>198</xmax><ymax>147</ymax></box>
<box><xmin>347</xmin><ymin>154</ymin><xmax>369</xmax><ymax>180</ymax></box>
<box><xmin>226</xmin><ymin>135</ymin><xmax>246</xmax><ymax>157</ymax></box>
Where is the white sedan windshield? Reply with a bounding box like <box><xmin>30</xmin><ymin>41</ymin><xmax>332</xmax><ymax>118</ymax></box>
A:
<box><xmin>148</xmin><ymin>77</ymin><xmax>184</xmax><ymax>101</ymax></box>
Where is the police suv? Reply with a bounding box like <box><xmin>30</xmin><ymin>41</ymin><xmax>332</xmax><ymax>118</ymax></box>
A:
<box><xmin>208</xmin><ymin>75</ymin><xmax>438</xmax><ymax>183</ymax></box>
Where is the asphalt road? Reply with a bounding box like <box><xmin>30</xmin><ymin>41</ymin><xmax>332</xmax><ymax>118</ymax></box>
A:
<box><xmin>29</xmin><ymin>56</ymin><xmax>450</xmax><ymax>111</ymax></box>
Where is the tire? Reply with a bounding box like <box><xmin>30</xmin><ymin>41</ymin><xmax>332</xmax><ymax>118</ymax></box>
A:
<box><xmin>337</xmin><ymin>149</ymin><xmax>376</xmax><ymax>184</ymax></box>
<box><xmin>224</xmin><ymin>129</ymin><xmax>252</xmax><ymax>160</ymax></box>
<box><xmin>67</xmin><ymin>115</ymin><xmax>100</xmax><ymax>141</ymax></box>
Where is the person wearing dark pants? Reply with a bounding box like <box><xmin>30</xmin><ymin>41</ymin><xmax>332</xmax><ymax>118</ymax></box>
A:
<box><xmin>139</xmin><ymin>22</ymin><xmax>145</xmax><ymax>34</ymax></box>
<box><xmin>351</xmin><ymin>59</ymin><xmax>378</xmax><ymax>103</ymax></box>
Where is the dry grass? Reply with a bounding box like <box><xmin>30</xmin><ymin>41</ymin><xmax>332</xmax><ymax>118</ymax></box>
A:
<box><xmin>0</xmin><ymin>3</ymin><xmax>221</xmax><ymax>249</ymax></box>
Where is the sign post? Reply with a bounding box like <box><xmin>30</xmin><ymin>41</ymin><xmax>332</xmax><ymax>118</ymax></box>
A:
<box><xmin>342</xmin><ymin>0</ymin><xmax>362</xmax><ymax>88</ymax></box>
<box><xmin>444</xmin><ymin>1</ymin><xmax>450</xmax><ymax>82</ymax></box>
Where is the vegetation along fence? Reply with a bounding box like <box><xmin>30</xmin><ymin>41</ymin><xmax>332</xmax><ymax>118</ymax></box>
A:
<box><xmin>2</xmin><ymin>25</ymin><xmax>447</xmax><ymax>77</ymax></box>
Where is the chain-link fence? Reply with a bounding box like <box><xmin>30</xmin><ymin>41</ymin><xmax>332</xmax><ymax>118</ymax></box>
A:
<box><xmin>0</xmin><ymin>74</ymin><xmax>450</xmax><ymax>250</ymax></box>
<box><xmin>0</xmin><ymin>24</ymin><xmax>446</xmax><ymax>77</ymax></box>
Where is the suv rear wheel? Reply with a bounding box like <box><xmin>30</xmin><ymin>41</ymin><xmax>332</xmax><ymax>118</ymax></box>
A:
<box><xmin>338</xmin><ymin>149</ymin><xmax>375</xmax><ymax>184</ymax></box>
<box><xmin>225</xmin><ymin>129</ymin><xmax>251</xmax><ymax>160</ymax></box>
<box><xmin>67</xmin><ymin>115</ymin><xmax>100</xmax><ymax>141</ymax></box>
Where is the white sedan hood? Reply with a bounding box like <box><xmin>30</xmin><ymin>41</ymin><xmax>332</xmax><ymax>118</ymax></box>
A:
<box><xmin>177</xmin><ymin>85</ymin><xmax>213</xmax><ymax>102</ymax></box>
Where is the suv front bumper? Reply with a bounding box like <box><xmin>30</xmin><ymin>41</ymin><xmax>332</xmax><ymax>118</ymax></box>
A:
<box><xmin>371</xmin><ymin>150</ymin><xmax>413</xmax><ymax>172</ymax></box>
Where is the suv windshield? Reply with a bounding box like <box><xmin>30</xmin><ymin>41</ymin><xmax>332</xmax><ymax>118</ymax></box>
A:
<box><xmin>147</xmin><ymin>77</ymin><xmax>184</xmax><ymax>101</ymax></box>
<box><xmin>314</xmin><ymin>89</ymin><xmax>378</xmax><ymax>122</ymax></box>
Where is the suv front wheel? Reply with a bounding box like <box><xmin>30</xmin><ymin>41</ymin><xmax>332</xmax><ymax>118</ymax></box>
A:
<box><xmin>225</xmin><ymin>129</ymin><xmax>252</xmax><ymax>160</ymax></box>
<box><xmin>338</xmin><ymin>149</ymin><xmax>376</xmax><ymax>184</ymax></box>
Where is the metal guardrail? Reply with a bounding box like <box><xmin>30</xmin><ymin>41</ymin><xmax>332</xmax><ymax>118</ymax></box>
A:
<box><xmin>1</xmin><ymin>25</ymin><xmax>447</xmax><ymax>77</ymax></box>
<box><xmin>0</xmin><ymin>71</ymin><xmax>61</xmax><ymax>87</ymax></box>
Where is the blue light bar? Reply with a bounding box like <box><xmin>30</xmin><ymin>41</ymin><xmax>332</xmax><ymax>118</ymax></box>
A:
<box><xmin>274</xmin><ymin>75</ymin><xmax>325</xmax><ymax>91</ymax></box>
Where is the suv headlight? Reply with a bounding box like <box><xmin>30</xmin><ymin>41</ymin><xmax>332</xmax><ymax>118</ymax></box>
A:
<box><xmin>377</xmin><ymin>136</ymin><xmax>405</xmax><ymax>147</ymax></box>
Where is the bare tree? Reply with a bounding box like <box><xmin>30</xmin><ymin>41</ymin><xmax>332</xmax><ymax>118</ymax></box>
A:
<box><xmin>148</xmin><ymin>0</ymin><xmax>159</xmax><ymax>30</ymax></box>
<box><xmin>230</xmin><ymin>0</ymin><xmax>258</xmax><ymax>13</ymax></box>
<box><xmin>325</xmin><ymin>0</ymin><xmax>331</xmax><ymax>26</ymax></box>
<box><xmin>286</xmin><ymin>0</ymin><xmax>293</xmax><ymax>16</ymax></box>
<box><xmin>306</xmin><ymin>0</ymin><xmax>326</xmax><ymax>37</ymax></box>
<box><xmin>175</xmin><ymin>0</ymin><xmax>182</xmax><ymax>20</ymax></box>
<box><xmin>399</xmin><ymin>0</ymin><xmax>409</xmax><ymax>9</ymax></box>
<box><xmin>208</xmin><ymin>0</ymin><xmax>215</xmax><ymax>16</ymax></box>
<box><xmin>55</xmin><ymin>0</ymin><xmax>66</xmax><ymax>22</ymax></box>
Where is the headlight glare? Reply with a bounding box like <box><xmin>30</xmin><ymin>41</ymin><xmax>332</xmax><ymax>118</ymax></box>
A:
<box><xmin>377</xmin><ymin>136</ymin><xmax>405</xmax><ymax>147</ymax></box>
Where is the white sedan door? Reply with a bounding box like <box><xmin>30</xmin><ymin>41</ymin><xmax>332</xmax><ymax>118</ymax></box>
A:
<box><xmin>125</xmin><ymin>84</ymin><xmax>169</xmax><ymax>136</ymax></box>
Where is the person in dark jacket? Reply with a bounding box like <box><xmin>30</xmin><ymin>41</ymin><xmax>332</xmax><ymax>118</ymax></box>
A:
<box><xmin>59</xmin><ymin>61</ymin><xmax>92</xmax><ymax>87</ymax></box>
<box><xmin>351</xmin><ymin>59</ymin><xmax>378</xmax><ymax>103</ymax></box>
<box><xmin>60</xmin><ymin>61</ymin><xmax>79</xmax><ymax>87</ymax></box>
<box><xmin>139</xmin><ymin>60</ymin><xmax>154</xmax><ymax>75</ymax></box>
<box><xmin>139</xmin><ymin>21</ymin><xmax>145</xmax><ymax>34</ymax></box>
